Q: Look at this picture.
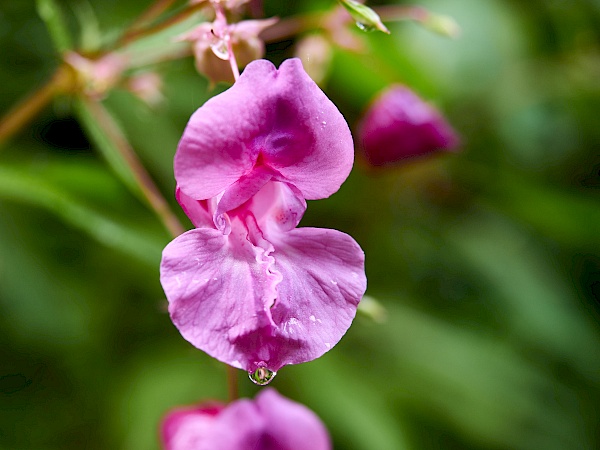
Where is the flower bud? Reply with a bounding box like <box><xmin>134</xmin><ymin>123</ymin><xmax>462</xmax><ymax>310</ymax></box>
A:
<box><xmin>294</xmin><ymin>34</ymin><xmax>332</xmax><ymax>85</ymax></box>
<box><xmin>177</xmin><ymin>18</ymin><xmax>277</xmax><ymax>85</ymax></box>
<box><xmin>358</xmin><ymin>85</ymin><xmax>459</xmax><ymax>166</ymax></box>
<box><xmin>64</xmin><ymin>52</ymin><xmax>127</xmax><ymax>100</ymax></box>
<box><xmin>126</xmin><ymin>72</ymin><xmax>163</xmax><ymax>107</ymax></box>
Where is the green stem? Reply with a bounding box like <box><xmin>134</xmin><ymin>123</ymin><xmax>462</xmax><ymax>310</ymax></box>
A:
<box><xmin>75</xmin><ymin>97</ymin><xmax>185</xmax><ymax>238</ymax></box>
<box><xmin>0</xmin><ymin>65</ymin><xmax>74</xmax><ymax>147</ymax></box>
<box><xmin>118</xmin><ymin>1</ymin><xmax>207</xmax><ymax>47</ymax></box>
<box><xmin>227</xmin><ymin>365</ymin><xmax>239</xmax><ymax>401</ymax></box>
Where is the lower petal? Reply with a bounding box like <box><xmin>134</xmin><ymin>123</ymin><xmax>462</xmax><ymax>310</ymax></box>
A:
<box><xmin>160</xmin><ymin>226</ymin><xmax>279</xmax><ymax>369</ymax></box>
<box><xmin>234</xmin><ymin>227</ymin><xmax>367</xmax><ymax>371</ymax></box>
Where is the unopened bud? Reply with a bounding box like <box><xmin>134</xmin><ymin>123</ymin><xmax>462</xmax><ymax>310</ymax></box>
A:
<box><xmin>423</xmin><ymin>13</ymin><xmax>460</xmax><ymax>38</ymax></box>
<box><xmin>358</xmin><ymin>85</ymin><xmax>460</xmax><ymax>166</ymax></box>
<box><xmin>338</xmin><ymin>0</ymin><xmax>390</xmax><ymax>34</ymax></box>
<box><xmin>127</xmin><ymin>72</ymin><xmax>163</xmax><ymax>107</ymax></box>
<box><xmin>295</xmin><ymin>34</ymin><xmax>333</xmax><ymax>85</ymax></box>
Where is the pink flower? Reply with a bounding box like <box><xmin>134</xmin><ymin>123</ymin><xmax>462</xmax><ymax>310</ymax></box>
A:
<box><xmin>358</xmin><ymin>85</ymin><xmax>460</xmax><ymax>166</ymax></box>
<box><xmin>161</xmin><ymin>388</ymin><xmax>331</xmax><ymax>450</ymax></box>
<box><xmin>177</xmin><ymin>18</ymin><xmax>277</xmax><ymax>85</ymax></box>
<box><xmin>160</xmin><ymin>59</ymin><xmax>366</xmax><ymax>375</ymax></box>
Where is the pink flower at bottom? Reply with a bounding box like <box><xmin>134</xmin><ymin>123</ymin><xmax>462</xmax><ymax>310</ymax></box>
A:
<box><xmin>161</xmin><ymin>388</ymin><xmax>331</xmax><ymax>450</ymax></box>
<box><xmin>358</xmin><ymin>85</ymin><xmax>460</xmax><ymax>166</ymax></box>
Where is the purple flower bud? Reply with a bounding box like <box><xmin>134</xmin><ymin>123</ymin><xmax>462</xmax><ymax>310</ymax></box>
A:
<box><xmin>161</xmin><ymin>388</ymin><xmax>331</xmax><ymax>450</ymax></box>
<box><xmin>358</xmin><ymin>85</ymin><xmax>460</xmax><ymax>166</ymax></box>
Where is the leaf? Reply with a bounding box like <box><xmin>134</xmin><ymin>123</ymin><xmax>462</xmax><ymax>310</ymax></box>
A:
<box><xmin>0</xmin><ymin>165</ymin><xmax>163</xmax><ymax>265</ymax></box>
<box><xmin>36</xmin><ymin>0</ymin><xmax>73</xmax><ymax>52</ymax></box>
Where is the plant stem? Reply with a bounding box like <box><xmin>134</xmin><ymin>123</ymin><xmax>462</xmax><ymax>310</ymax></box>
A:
<box><xmin>0</xmin><ymin>65</ymin><xmax>74</xmax><ymax>146</ymax></box>
<box><xmin>227</xmin><ymin>365</ymin><xmax>239</xmax><ymax>401</ymax></box>
<box><xmin>118</xmin><ymin>1</ymin><xmax>207</xmax><ymax>47</ymax></box>
<box><xmin>128</xmin><ymin>0</ymin><xmax>180</xmax><ymax>31</ymax></box>
<box><xmin>80</xmin><ymin>97</ymin><xmax>185</xmax><ymax>238</ymax></box>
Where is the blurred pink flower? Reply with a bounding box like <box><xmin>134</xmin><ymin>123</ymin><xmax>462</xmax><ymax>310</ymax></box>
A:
<box><xmin>64</xmin><ymin>52</ymin><xmax>128</xmax><ymax>99</ymax></box>
<box><xmin>358</xmin><ymin>85</ymin><xmax>460</xmax><ymax>166</ymax></box>
<box><xmin>161</xmin><ymin>389</ymin><xmax>331</xmax><ymax>450</ymax></box>
<box><xmin>126</xmin><ymin>72</ymin><xmax>163</xmax><ymax>106</ymax></box>
<box><xmin>177</xmin><ymin>18</ymin><xmax>277</xmax><ymax>84</ymax></box>
<box><xmin>160</xmin><ymin>59</ymin><xmax>366</xmax><ymax>375</ymax></box>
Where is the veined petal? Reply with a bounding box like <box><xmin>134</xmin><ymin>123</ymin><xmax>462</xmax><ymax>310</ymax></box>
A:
<box><xmin>160</xmin><ymin>225</ymin><xmax>280</xmax><ymax>370</ymax></box>
<box><xmin>175</xmin><ymin>58</ymin><xmax>354</xmax><ymax>202</ymax></box>
<box><xmin>214</xmin><ymin>166</ymin><xmax>274</xmax><ymax>235</ymax></box>
<box><xmin>160</xmin><ymin>220</ymin><xmax>365</xmax><ymax>372</ymax></box>
<box><xmin>253</xmin><ymin>227</ymin><xmax>366</xmax><ymax>369</ymax></box>
<box><xmin>240</xmin><ymin>181</ymin><xmax>306</xmax><ymax>233</ymax></box>
<box><xmin>255</xmin><ymin>59</ymin><xmax>354</xmax><ymax>199</ymax></box>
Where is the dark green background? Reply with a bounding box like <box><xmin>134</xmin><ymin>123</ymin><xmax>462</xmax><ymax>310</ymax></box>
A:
<box><xmin>1</xmin><ymin>0</ymin><xmax>599</xmax><ymax>448</ymax></box>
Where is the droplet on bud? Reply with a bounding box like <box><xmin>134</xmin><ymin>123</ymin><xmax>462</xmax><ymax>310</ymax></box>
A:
<box><xmin>211</xmin><ymin>40</ymin><xmax>230</xmax><ymax>60</ymax></box>
<box><xmin>248</xmin><ymin>364</ymin><xmax>277</xmax><ymax>385</ymax></box>
<box><xmin>355</xmin><ymin>21</ymin><xmax>375</xmax><ymax>32</ymax></box>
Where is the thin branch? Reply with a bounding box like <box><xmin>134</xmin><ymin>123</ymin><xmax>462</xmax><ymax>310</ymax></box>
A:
<box><xmin>118</xmin><ymin>1</ymin><xmax>207</xmax><ymax>47</ymax></box>
<box><xmin>81</xmin><ymin>97</ymin><xmax>185</xmax><ymax>238</ymax></box>
<box><xmin>227</xmin><ymin>365</ymin><xmax>239</xmax><ymax>402</ymax></box>
<box><xmin>0</xmin><ymin>65</ymin><xmax>74</xmax><ymax>146</ymax></box>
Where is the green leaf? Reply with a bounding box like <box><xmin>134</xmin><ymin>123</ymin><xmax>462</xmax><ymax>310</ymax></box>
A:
<box><xmin>36</xmin><ymin>0</ymin><xmax>73</xmax><ymax>52</ymax></box>
<box><xmin>0</xmin><ymin>165</ymin><xmax>162</xmax><ymax>265</ymax></box>
<box><xmin>421</xmin><ymin>13</ymin><xmax>460</xmax><ymax>38</ymax></box>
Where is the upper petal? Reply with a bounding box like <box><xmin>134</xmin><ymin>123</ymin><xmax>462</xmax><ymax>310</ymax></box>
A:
<box><xmin>175</xmin><ymin>58</ymin><xmax>354</xmax><ymax>202</ymax></box>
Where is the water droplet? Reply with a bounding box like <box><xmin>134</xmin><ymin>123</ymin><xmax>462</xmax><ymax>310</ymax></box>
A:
<box><xmin>248</xmin><ymin>365</ymin><xmax>277</xmax><ymax>386</ymax></box>
<box><xmin>211</xmin><ymin>40</ymin><xmax>229</xmax><ymax>60</ymax></box>
<box><xmin>355</xmin><ymin>21</ymin><xmax>375</xmax><ymax>32</ymax></box>
<box><xmin>321</xmin><ymin>121</ymin><xmax>327</xmax><ymax>125</ymax></box>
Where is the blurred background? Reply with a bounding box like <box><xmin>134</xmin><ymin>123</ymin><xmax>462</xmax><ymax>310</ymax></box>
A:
<box><xmin>1</xmin><ymin>0</ymin><xmax>599</xmax><ymax>449</ymax></box>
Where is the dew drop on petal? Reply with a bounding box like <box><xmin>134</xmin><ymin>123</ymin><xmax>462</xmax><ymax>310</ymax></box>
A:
<box><xmin>211</xmin><ymin>40</ymin><xmax>229</xmax><ymax>60</ymax></box>
<box><xmin>248</xmin><ymin>364</ymin><xmax>277</xmax><ymax>386</ymax></box>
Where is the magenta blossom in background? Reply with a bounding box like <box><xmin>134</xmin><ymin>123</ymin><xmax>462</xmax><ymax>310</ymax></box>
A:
<box><xmin>358</xmin><ymin>85</ymin><xmax>460</xmax><ymax>166</ymax></box>
<box><xmin>160</xmin><ymin>58</ymin><xmax>366</xmax><ymax>375</ymax></box>
<box><xmin>161</xmin><ymin>388</ymin><xmax>331</xmax><ymax>450</ymax></box>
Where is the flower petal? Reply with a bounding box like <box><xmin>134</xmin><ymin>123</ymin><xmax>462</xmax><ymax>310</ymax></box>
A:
<box><xmin>232</xmin><ymin>227</ymin><xmax>366</xmax><ymax>371</ymax></box>
<box><xmin>175</xmin><ymin>186</ymin><xmax>214</xmax><ymax>228</ymax></box>
<box><xmin>254</xmin><ymin>388</ymin><xmax>331</xmax><ymax>450</ymax></box>
<box><xmin>160</xmin><ymin>389</ymin><xmax>331</xmax><ymax>450</ymax></box>
<box><xmin>175</xmin><ymin>58</ymin><xmax>354</xmax><ymax>202</ymax></box>
<box><xmin>161</xmin><ymin>404</ymin><xmax>225</xmax><ymax>450</ymax></box>
<box><xmin>160</xmin><ymin>224</ymin><xmax>279</xmax><ymax>370</ymax></box>
<box><xmin>160</xmin><ymin>221</ymin><xmax>365</xmax><ymax>372</ymax></box>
